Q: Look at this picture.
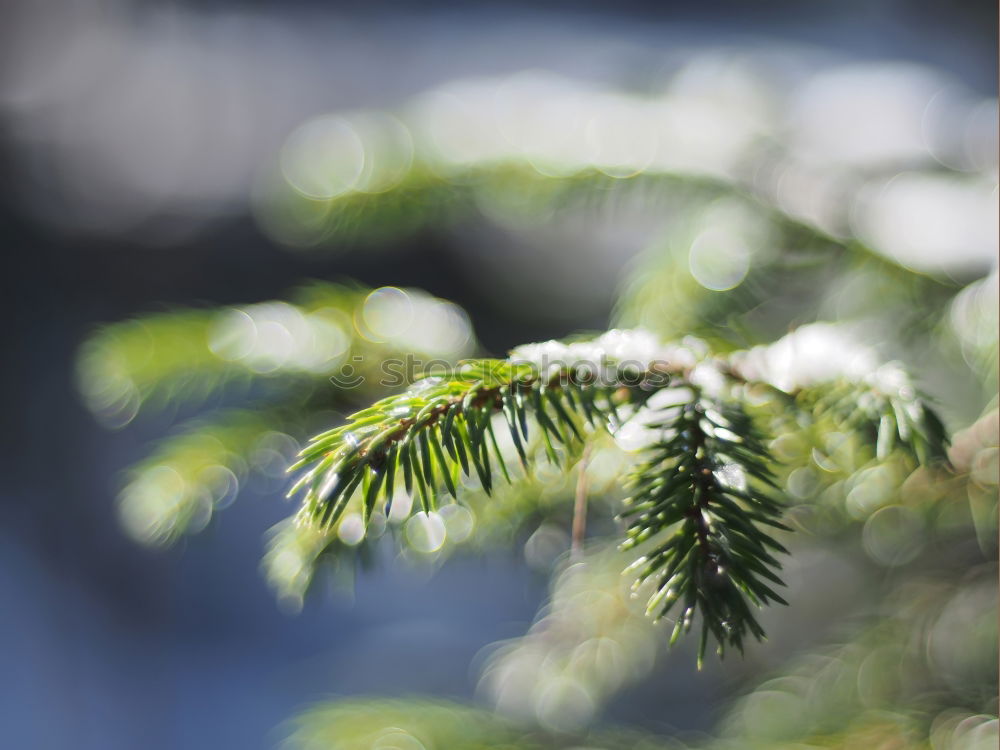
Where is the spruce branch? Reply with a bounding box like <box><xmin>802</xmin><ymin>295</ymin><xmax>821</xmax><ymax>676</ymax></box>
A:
<box><xmin>87</xmin><ymin>314</ymin><xmax>951</xmax><ymax>662</ymax></box>
<box><xmin>799</xmin><ymin>377</ymin><xmax>949</xmax><ymax>466</ymax></box>
<box><xmin>287</xmin><ymin>357</ymin><xmax>631</xmax><ymax>533</ymax></box>
<box><xmin>119</xmin><ymin>408</ymin><xmax>287</xmax><ymax>544</ymax></box>
<box><xmin>621</xmin><ymin>392</ymin><xmax>791</xmax><ymax>667</ymax></box>
<box><xmin>80</xmin><ymin>281</ymin><xmax>477</xmax><ymax>547</ymax></box>
<box><xmin>77</xmin><ymin>281</ymin><xmax>474</xmax><ymax>425</ymax></box>
<box><xmin>284</xmin><ymin>326</ymin><xmax>949</xmax><ymax>661</ymax></box>
<box><xmin>731</xmin><ymin>323</ymin><xmax>951</xmax><ymax>467</ymax></box>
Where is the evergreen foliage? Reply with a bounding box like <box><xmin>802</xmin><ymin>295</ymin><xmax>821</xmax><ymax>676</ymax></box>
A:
<box><xmin>281</xmin><ymin>329</ymin><xmax>946</xmax><ymax>664</ymax></box>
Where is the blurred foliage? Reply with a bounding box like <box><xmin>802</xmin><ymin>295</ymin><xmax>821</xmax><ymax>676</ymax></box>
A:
<box><xmin>78</xmin><ymin>62</ymin><xmax>998</xmax><ymax>750</ymax></box>
<box><xmin>613</xmin><ymin>198</ymin><xmax>962</xmax><ymax>351</ymax></box>
<box><xmin>478</xmin><ymin>545</ymin><xmax>663</xmax><ymax>731</ymax></box>
<box><xmin>260</xmin><ymin>70</ymin><xmax>994</xmax><ymax>260</ymax></box>
<box><xmin>80</xmin><ymin>282</ymin><xmax>475</xmax><ymax>544</ymax></box>
<box><xmin>285</xmin><ymin>697</ymin><xmax>699</xmax><ymax>750</ymax></box>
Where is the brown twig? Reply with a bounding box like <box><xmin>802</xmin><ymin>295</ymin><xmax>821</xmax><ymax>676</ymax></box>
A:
<box><xmin>571</xmin><ymin>443</ymin><xmax>592</xmax><ymax>560</ymax></box>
